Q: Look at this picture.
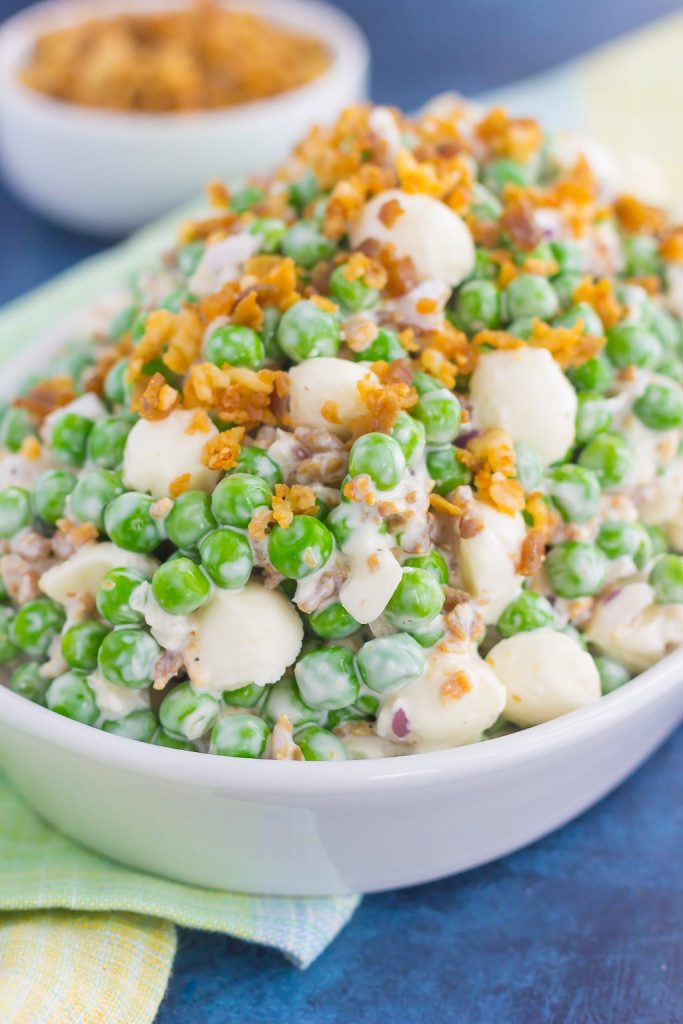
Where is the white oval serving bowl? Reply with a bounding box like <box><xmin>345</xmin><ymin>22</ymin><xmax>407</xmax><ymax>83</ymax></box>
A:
<box><xmin>0</xmin><ymin>0</ymin><xmax>369</xmax><ymax>235</ymax></box>
<box><xmin>0</xmin><ymin>649</ymin><xmax>682</xmax><ymax>896</ymax></box>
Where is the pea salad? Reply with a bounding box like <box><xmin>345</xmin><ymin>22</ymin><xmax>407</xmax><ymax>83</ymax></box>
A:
<box><xmin>3</xmin><ymin>98</ymin><xmax>683</xmax><ymax>760</ymax></box>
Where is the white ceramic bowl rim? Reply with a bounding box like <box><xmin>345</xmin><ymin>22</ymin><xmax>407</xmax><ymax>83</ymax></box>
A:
<box><xmin>0</xmin><ymin>0</ymin><xmax>369</xmax><ymax>132</ymax></box>
<box><xmin>2</xmin><ymin>645</ymin><xmax>681</xmax><ymax>796</ymax></box>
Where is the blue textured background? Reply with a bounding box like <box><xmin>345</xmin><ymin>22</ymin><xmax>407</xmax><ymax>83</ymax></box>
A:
<box><xmin>1</xmin><ymin>1</ymin><xmax>683</xmax><ymax>1020</ymax></box>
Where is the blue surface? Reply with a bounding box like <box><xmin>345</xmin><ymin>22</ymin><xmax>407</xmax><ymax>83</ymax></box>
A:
<box><xmin>2</xmin><ymin>1</ymin><xmax>683</xmax><ymax>1020</ymax></box>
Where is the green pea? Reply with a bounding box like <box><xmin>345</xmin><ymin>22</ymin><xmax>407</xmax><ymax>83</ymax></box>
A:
<box><xmin>281</xmin><ymin>220</ymin><xmax>334</xmax><ymax>269</ymax></box>
<box><xmin>70</xmin><ymin>469</ymin><xmax>123</xmax><ymax>530</ymax></box>
<box><xmin>549</xmin><ymin>240</ymin><xmax>582</xmax><ymax>274</ymax></box>
<box><xmin>159</xmin><ymin>287</ymin><xmax>191</xmax><ymax>313</ymax></box>
<box><xmin>308</xmin><ymin>601</ymin><xmax>359</xmax><ymax>640</ymax></box>
<box><xmin>483</xmin><ymin>157</ymin><xmax>530</xmax><ymax>195</ymax></box>
<box><xmin>159</xmin><ymin>682</ymin><xmax>220</xmax><ymax>740</ymax></box>
<box><xmin>649</xmin><ymin>305</ymin><xmax>680</xmax><ymax>351</ymax></box>
<box><xmin>268</xmin><ymin>515</ymin><xmax>333</xmax><ymax>580</ymax></box>
<box><xmin>177</xmin><ymin>240</ymin><xmax>205</xmax><ymax>277</ymax></box>
<box><xmin>86</xmin><ymin>415</ymin><xmax>133</xmax><ymax>470</ymax></box>
<box><xmin>103</xmin><ymin>359</ymin><xmax>132</xmax><ymax>408</ymax></box>
<box><xmin>388</xmin><ymin>412</ymin><xmax>425</xmax><ymax>466</ymax></box>
<box><xmin>324</xmin><ymin>504</ymin><xmax>354</xmax><ymax>550</ymax></box>
<box><xmin>104</xmin><ymin>492</ymin><xmax>165</xmax><ymax>553</ymax></box>
<box><xmin>0</xmin><ymin>406</ymin><xmax>36</xmax><ymax>452</ymax></box>
<box><xmin>326</xmin><ymin>692</ymin><xmax>379</xmax><ymax>729</ymax></box>
<box><xmin>205</xmin><ymin>324</ymin><xmax>264</xmax><ymax>371</ymax></box>
<box><xmin>656</xmin><ymin>354</ymin><xmax>683</xmax><ymax>383</ymax></box>
<box><xmin>249</xmin><ymin>217</ymin><xmax>287</xmax><ymax>254</ymax></box>
<box><xmin>98</xmin><ymin>627</ymin><xmax>161</xmax><ymax>689</ymax></box>
<box><xmin>210</xmin><ymin>713</ymin><xmax>269</xmax><ymax>757</ymax></box>
<box><xmin>506</xmin><ymin>317</ymin><xmax>536</xmax><ymax>340</ymax></box>
<box><xmin>349</xmin><ymin>432</ymin><xmax>406</xmax><ymax>490</ymax></box>
<box><xmin>154</xmin><ymin>729</ymin><xmax>195</xmax><ymax>750</ymax></box>
<box><xmin>649</xmin><ymin>555</ymin><xmax>683</xmax><ymax>604</ymax></box>
<box><xmin>497</xmin><ymin>590</ymin><xmax>554</xmax><ymax>638</ymax></box>
<box><xmin>329</xmin><ymin>263</ymin><xmax>379</xmax><ymax>312</ymax></box>
<box><xmin>356</xmin><ymin>632</ymin><xmax>425</xmax><ymax>694</ymax></box>
<box><xmin>0</xmin><ymin>486</ymin><xmax>32</xmax><ymax>538</ymax></box>
<box><xmin>412</xmin><ymin>372</ymin><xmax>441</xmax><ymax>396</ymax></box>
<box><xmin>96</xmin><ymin>567</ymin><xmax>146</xmax><ymax>625</ymax></box>
<box><xmin>9</xmin><ymin>662</ymin><xmax>48</xmax><ymax>704</ymax></box>
<box><xmin>506</xmin><ymin>274</ymin><xmax>558</xmax><ymax>321</ymax></box>
<box><xmin>0</xmin><ymin>606</ymin><xmax>19</xmax><ymax>663</ymax></box>
<box><xmin>196</xmin><ymin>528</ymin><xmax>251</xmax><ymax>591</ymax></box>
<box><xmin>102</xmin><ymin>708</ymin><xmax>157</xmax><ymax>742</ymax></box>
<box><xmin>426</xmin><ymin>447</ymin><xmax>471</xmax><ymax>496</ymax></box>
<box><xmin>231</xmin><ymin>184</ymin><xmax>264</xmax><ymax>213</ymax></box>
<box><xmin>294</xmin><ymin>646</ymin><xmax>360</xmax><ymax>711</ymax></box>
<box><xmin>295</xmin><ymin>725</ymin><xmax>348</xmax><ymax>761</ymax></box>
<box><xmin>594</xmin><ymin>655</ymin><xmax>630</xmax><ymax>695</ymax></box>
<box><xmin>11</xmin><ymin>598</ymin><xmax>65</xmax><ymax>657</ymax></box>
<box><xmin>165</xmin><ymin>491</ymin><xmax>216</xmax><ymax>551</ymax></box>
<box><xmin>575</xmin><ymin>391</ymin><xmax>611</xmax><ymax>445</ymax></box>
<box><xmin>455</xmin><ymin>279</ymin><xmax>501</xmax><ymax>332</ymax></box>
<box><xmin>353</xmin><ymin>328</ymin><xmax>405</xmax><ymax>363</ymax></box>
<box><xmin>277</xmin><ymin>300</ymin><xmax>340</xmax><ymax>362</ymax></box>
<box><xmin>223</xmin><ymin>683</ymin><xmax>265</xmax><ymax>708</ymax></box>
<box><xmin>50</xmin><ymin>413</ymin><xmax>94</xmax><ymax>467</ymax></box>
<box><xmin>545</xmin><ymin>541</ymin><xmax>606</xmax><ymax>599</ymax></box>
<box><xmin>596</xmin><ymin>521</ymin><xmax>652</xmax><ymax>569</ymax></box>
<box><xmin>644</xmin><ymin>524</ymin><xmax>669</xmax><ymax>557</ymax></box>
<box><xmin>61</xmin><ymin>620</ymin><xmax>108</xmax><ymax>671</ymax></box>
<box><xmin>262</xmin><ymin>673</ymin><xmax>319</xmax><ymax>728</ymax></box>
<box><xmin>578</xmin><ymin>432</ymin><xmax>632</xmax><ymax>489</ymax></box>
<box><xmin>622</xmin><ymin>235</ymin><xmax>662</xmax><ymax>278</ymax></box>
<box><xmin>288</xmin><ymin>169</ymin><xmax>319</xmax><ymax>210</ymax></box>
<box><xmin>211</xmin><ymin>473</ymin><xmax>271</xmax><ymax>529</ymax></box>
<box><xmin>152</xmin><ymin>557</ymin><xmax>211</xmax><ymax>614</ymax></box>
<box><xmin>606</xmin><ymin>324</ymin><xmax>661</xmax><ymax>369</ymax></box>
<box><xmin>553</xmin><ymin>272</ymin><xmax>584</xmax><ymax>310</ymax></box>
<box><xmin>403</xmin><ymin>549</ymin><xmax>449</xmax><ymax>584</ymax></box>
<box><xmin>553</xmin><ymin>301</ymin><xmax>605</xmax><ymax>337</ymax></box>
<box><xmin>412</xmin><ymin>389</ymin><xmax>461</xmax><ymax>445</ymax></box>
<box><xmin>546</xmin><ymin>464</ymin><xmax>601</xmax><ymax>523</ymax></box>
<box><xmin>567</xmin><ymin>353</ymin><xmax>614</xmax><ymax>393</ymax></box>
<box><xmin>514</xmin><ymin>442</ymin><xmax>543</xmax><ymax>492</ymax></box>
<box><xmin>46</xmin><ymin>670</ymin><xmax>98</xmax><ymax>725</ymax></box>
<box><xmin>230</xmin><ymin>446</ymin><xmax>283</xmax><ymax>489</ymax></box>
<box><xmin>31</xmin><ymin>470</ymin><xmax>75</xmax><ymax>524</ymax></box>
<box><xmin>633</xmin><ymin>382</ymin><xmax>683</xmax><ymax>431</ymax></box>
<box><xmin>385</xmin><ymin>566</ymin><xmax>444</xmax><ymax>630</ymax></box>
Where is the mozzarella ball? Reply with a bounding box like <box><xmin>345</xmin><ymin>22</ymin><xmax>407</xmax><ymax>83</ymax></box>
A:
<box><xmin>487</xmin><ymin>628</ymin><xmax>601</xmax><ymax>727</ymax></box>
<box><xmin>456</xmin><ymin>501</ymin><xmax>526</xmax><ymax>624</ymax></box>
<box><xmin>376</xmin><ymin>649</ymin><xmax>505</xmax><ymax>750</ymax></box>
<box><xmin>185</xmin><ymin>581</ymin><xmax>303</xmax><ymax>694</ymax></box>
<box><xmin>339</xmin><ymin>529</ymin><xmax>402</xmax><ymax>624</ymax></box>
<box><xmin>637</xmin><ymin>458</ymin><xmax>683</xmax><ymax>551</ymax></box>
<box><xmin>123</xmin><ymin>409</ymin><xmax>219</xmax><ymax>499</ymax></box>
<box><xmin>350</xmin><ymin>188</ymin><xmax>475</xmax><ymax>287</ymax></box>
<box><xmin>470</xmin><ymin>348</ymin><xmax>577</xmax><ymax>466</ymax></box>
<box><xmin>288</xmin><ymin>358</ymin><xmax>376</xmax><ymax>438</ymax></box>
<box><xmin>39</xmin><ymin>542</ymin><xmax>158</xmax><ymax>604</ymax></box>
<box><xmin>586</xmin><ymin>581</ymin><xmax>683</xmax><ymax>674</ymax></box>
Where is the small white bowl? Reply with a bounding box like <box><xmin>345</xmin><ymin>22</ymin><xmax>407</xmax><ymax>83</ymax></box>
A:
<box><xmin>0</xmin><ymin>0</ymin><xmax>369</xmax><ymax>235</ymax></box>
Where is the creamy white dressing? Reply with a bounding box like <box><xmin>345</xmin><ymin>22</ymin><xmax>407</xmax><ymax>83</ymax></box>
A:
<box><xmin>188</xmin><ymin>231</ymin><xmax>259</xmax><ymax>297</ymax></box>
<box><xmin>130</xmin><ymin>581</ymin><xmax>194</xmax><ymax>653</ymax></box>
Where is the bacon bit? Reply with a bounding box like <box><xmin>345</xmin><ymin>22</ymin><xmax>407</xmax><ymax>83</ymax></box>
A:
<box><xmin>310</xmin><ymin>295</ymin><xmax>339</xmax><ymax>314</ymax></box>
<box><xmin>419</xmin><ymin>347</ymin><xmax>457</xmax><ymax>389</ymax></box>
<box><xmin>232</xmin><ymin>290</ymin><xmax>265</xmax><ymax>331</ymax></box>
<box><xmin>613</xmin><ymin>194</ymin><xmax>666</xmax><ymax>236</ymax></box>
<box><xmin>398</xmin><ymin>328</ymin><xmax>419</xmax><ymax>353</ymax></box>
<box><xmin>186</xmin><ymin>409</ymin><xmax>213</xmax><ymax>434</ymax></box>
<box><xmin>626</xmin><ymin>275</ymin><xmax>661</xmax><ymax>296</ymax></box>
<box><xmin>472</xmin><ymin>328</ymin><xmax>525</xmax><ymax>353</ymax></box>
<box><xmin>184</xmin><ymin>363</ymin><xmax>288</xmax><ymax>429</ymax></box>
<box><xmin>139</xmin><ymin>372</ymin><xmax>179</xmax><ymax>420</ymax></box>
<box><xmin>359</xmin><ymin>240</ymin><xmax>420</xmax><ymax>298</ymax></box>
<box><xmin>53</xmin><ymin>519</ymin><xmax>98</xmax><ymax>558</ymax></box>
<box><xmin>660</xmin><ymin>228</ymin><xmax>683</xmax><ymax>263</ymax></box>
<box><xmin>529</xmin><ymin>317</ymin><xmax>605</xmax><ymax>369</ymax></box>
<box><xmin>497</xmin><ymin>259</ymin><xmax>519</xmax><ymax>289</ymax></box>
<box><xmin>523</xmin><ymin>256</ymin><xmax>559</xmax><ymax>277</ymax></box>
<box><xmin>266</xmin><ymin>715</ymin><xmax>304</xmax><ymax>761</ymax></box>
<box><xmin>344</xmin><ymin>317</ymin><xmax>379</xmax><ymax>352</ymax></box>
<box><xmin>180</xmin><ymin>212</ymin><xmax>236</xmax><ymax>244</ymax></box>
<box><xmin>248</xmin><ymin>506</ymin><xmax>275</xmax><ymax>541</ymax></box>
<box><xmin>429</xmin><ymin>493</ymin><xmax>464</xmax><ymax>517</ymax></box>
<box><xmin>518</xmin><ymin>528</ymin><xmax>546</xmax><ymax>576</ymax></box>
<box><xmin>379</xmin><ymin>197</ymin><xmax>405</xmax><ymax>227</ymax></box>
<box><xmin>351</xmin><ymin>373</ymin><xmax>417</xmax><ymax>438</ymax></box>
<box><xmin>367</xmin><ymin>552</ymin><xmax>380</xmax><ymax>572</ymax></box>
<box><xmin>150</xmin><ymin>497</ymin><xmax>173</xmax><ymax>519</ymax></box>
<box><xmin>0</xmin><ymin>555</ymin><xmax>40</xmax><ymax>604</ymax></box>
<box><xmin>459</xmin><ymin>509</ymin><xmax>485</xmax><ymax>538</ymax></box>
<box><xmin>13</xmin><ymin>376</ymin><xmax>74</xmax><ymax>420</ymax></box>
<box><xmin>19</xmin><ymin>436</ymin><xmax>41</xmax><ymax>461</ymax></box>
<box><xmin>525</xmin><ymin>491</ymin><xmax>557</xmax><ymax>542</ymax></box>
<box><xmin>153</xmin><ymin>650</ymin><xmax>184</xmax><ymax>691</ymax></box>
<box><xmin>466</xmin><ymin>428</ymin><xmax>516</xmax><ymax>476</ymax></box>
<box><xmin>169</xmin><ymin>473</ymin><xmax>192</xmax><ymax>498</ymax></box>
<box><xmin>323</xmin><ymin>163</ymin><xmax>395</xmax><ymax>239</ymax></box>
<box><xmin>242</xmin><ymin>255</ymin><xmax>301</xmax><ymax>311</ymax></box>
<box><xmin>321</xmin><ymin>400</ymin><xmax>340</xmax><ymax>425</ymax></box>
<box><xmin>201</xmin><ymin>426</ymin><xmax>245</xmax><ymax>470</ymax></box>
<box><xmin>573</xmin><ymin>276</ymin><xmax>624</xmax><ymax>329</ymax></box>
<box><xmin>500</xmin><ymin>196</ymin><xmax>542</xmax><ymax>251</ymax></box>
<box><xmin>440</xmin><ymin>669</ymin><xmax>473</xmax><ymax>704</ymax></box>
<box><xmin>416</xmin><ymin>297</ymin><xmax>438</xmax><ymax>315</ymax></box>
<box><xmin>271</xmin><ymin>483</ymin><xmax>317</xmax><ymax>528</ymax></box>
<box><xmin>479</xmin><ymin>473</ymin><xmax>525</xmax><ymax>515</ymax></box>
<box><xmin>476</xmin><ymin>107</ymin><xmax>543</xmax><ymax>163</ymax></box>
<box><xmin>206</xmin><ymin>179</ymin><xmax>231</xmax><ymax>209</ymax></box>
<box><xmin>344</xmin><ymin>251</ymin><xmax>387</xmax><ymax>290</ymax></box>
